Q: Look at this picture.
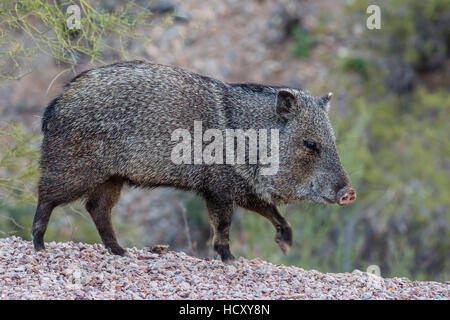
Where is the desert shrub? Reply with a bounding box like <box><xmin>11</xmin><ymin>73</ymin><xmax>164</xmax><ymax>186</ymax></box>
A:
<box><xmin>0</xmin><ymin>0</ymin><xmax>152</xmax><ymax>84</ymax></box>
<box><xmin>346</xmin><ymin>0</ymin><xmax>450</xmax><ymax>93</ymax></box>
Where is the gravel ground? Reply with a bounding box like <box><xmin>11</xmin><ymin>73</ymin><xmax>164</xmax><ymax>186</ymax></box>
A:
<box><xmin>0</xmin><ymin>237</ymin><xmax>448</xmax><ymax>300</ymax></box>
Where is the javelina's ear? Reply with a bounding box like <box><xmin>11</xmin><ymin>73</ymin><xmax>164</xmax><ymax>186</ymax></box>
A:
<box><xmin>318</xmin><ymin>92</ymin><xmax>333</xmax><ymax>113</ymax></box>
<box><xmin>276</xmin><ymin>90</ymin><xmax>297</xmax><ymax>121</ymax></box>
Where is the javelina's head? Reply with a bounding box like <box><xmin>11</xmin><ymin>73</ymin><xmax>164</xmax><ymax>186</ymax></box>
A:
<box><xmin>270</xmin><ymin>89</ymin><xmax>356</xmax><ymax>206</ymax></box>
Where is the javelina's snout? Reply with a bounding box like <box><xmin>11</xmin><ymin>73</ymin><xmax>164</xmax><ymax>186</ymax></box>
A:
<box><xmin>336</xmin><ymin>187</ymin><xmax>356</xmax><ymax>206</ymax></box>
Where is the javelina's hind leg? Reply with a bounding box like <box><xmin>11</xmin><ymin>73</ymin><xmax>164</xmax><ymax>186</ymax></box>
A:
<box><xmin>32</xmin><ymin>174</ymin><xmax>93</xmax><ymax>251</ymax></box>
<box><xmin>205</xmin><ymin>197</ymin><xmax>235</xmax><ymax>263</ymax></box>
<box><xmin>240</xmin><ymin>197</ymin><xmax>292</xmax><ymax>255</ymax></box>
<box><xmin>32</xmin><ymin>201</ymin><xmax>56</xmax><ymax>251</ymax></box>
<box><xmin>85</xmin><ymin>176</ymin><xmax>125</xmax><ymax>256</ymax></box>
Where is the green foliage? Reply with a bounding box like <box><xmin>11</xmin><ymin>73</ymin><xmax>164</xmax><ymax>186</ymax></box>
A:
<box><xmin>0</xmin><ymin>124</ymin><xmax>40</xmax><ymax>205</ymax></box>
<box><xmin>347</xmin><ymin>0</ymin><xmax>449</xmax><ymax>73</ymax></box>
<box><xmin>290</xmin><ymin>27</ymin><xmax>314</xmax><ymax>58</ymax></box>
<box><xmin>0</xmin><ymin>0</ymin><xmax>152</xmax><ymax>84</ymax></box>
<box><xmin>342</xmin><ymin>56</ymin><xmax>369</xmax><ymax>80</ymax></box>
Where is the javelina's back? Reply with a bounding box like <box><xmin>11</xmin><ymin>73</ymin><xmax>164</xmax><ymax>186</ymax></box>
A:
<box><xmin>41</xmin><ymin>61</ymin><xmax>228</xmax><ymax>193</ymax></box>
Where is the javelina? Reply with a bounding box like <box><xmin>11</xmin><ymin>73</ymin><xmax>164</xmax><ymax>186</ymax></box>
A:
<box><xmin>32</xmin><ymin>60</ymin><xmax>356</xmax><ymax>262</ymax></box>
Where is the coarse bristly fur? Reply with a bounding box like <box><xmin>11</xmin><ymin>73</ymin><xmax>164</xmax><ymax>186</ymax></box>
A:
<box><xmin>32</xmin><ymin>60</ymin><xmax>354</xmax><ymax>262</ymax></box>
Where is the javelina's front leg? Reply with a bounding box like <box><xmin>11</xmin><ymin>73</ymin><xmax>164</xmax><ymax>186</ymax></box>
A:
<box><xmin>240</xmin><ymin>198</ymin><xmax>292</xmax><ymax>255</ymax></box>
<box><xmin>205</xmin><ymin>197</ymin><xmax>235</xmax><ymax>263</ymax></box>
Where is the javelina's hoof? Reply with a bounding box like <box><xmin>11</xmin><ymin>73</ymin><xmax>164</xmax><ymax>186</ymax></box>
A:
<box><xmin>33</xmin><ymin>242</ymin><xmax>45</xmax><ymax>252</ymax></box>
<box><xmin>221</xmin><ymin>254</ymin><xmax>236</xmax><ymax>265</ymax></box>
<box><xmin>32</xmin><ymin>235</ymin><xmax>45</xmax><ymax>252</ymax></box>
<box><xmin>275</xmin><ymin>225</ymin><xmax>292</xmax><ymax>255</ymax></box>
<box><xmin>214</xmin><ymin>243</ymin><xmax>235</xmax><ymax>264</ymax></box>
<box><xmin>213</xmin><ymin>251</ymin><xmax>235</xmax><ymax>264</ymax></box>
<box><xmin>106</xmin><ymin>244</ymin><xmax>127</xmax><ymax>256</ymax></box>
<box><xmin>276</xmin><ymin>240</ymin><xmax>291</xmax><ymax>255</ymax></box>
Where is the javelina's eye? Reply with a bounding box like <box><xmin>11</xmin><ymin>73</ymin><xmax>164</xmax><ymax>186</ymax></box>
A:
<box><xmin>303</xmin><ymin>140</ymin><xmax>318</xmax><ymax>152</ymax></box>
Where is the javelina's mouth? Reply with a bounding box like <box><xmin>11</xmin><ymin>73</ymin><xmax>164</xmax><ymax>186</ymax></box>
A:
<box><xmin>321</xmin><ymin>196</ymin><xmax>335</xmax><ymax>204</ymax></box>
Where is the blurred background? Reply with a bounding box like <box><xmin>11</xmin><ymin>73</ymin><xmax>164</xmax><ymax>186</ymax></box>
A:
<box><xmin>0</xmin><ymin>0</ymin><xmax>448</xmax><ymax>282</ymax></box>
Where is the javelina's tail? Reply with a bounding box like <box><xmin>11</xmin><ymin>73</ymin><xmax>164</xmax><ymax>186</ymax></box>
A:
<box><xmin>41</xmin><ymin>97</ymin><xmax>59</xmax><ymax>134</ymax></box>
